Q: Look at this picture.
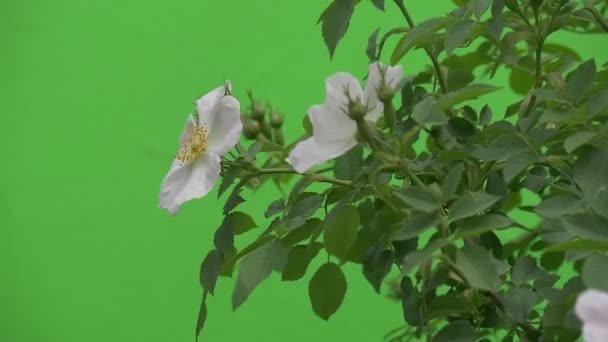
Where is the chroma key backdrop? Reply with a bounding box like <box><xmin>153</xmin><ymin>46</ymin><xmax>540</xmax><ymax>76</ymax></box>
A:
<box><xmin>2</xmin><ymin>1</ymin><xmax>608</xmax><ymax>341</ymax></box>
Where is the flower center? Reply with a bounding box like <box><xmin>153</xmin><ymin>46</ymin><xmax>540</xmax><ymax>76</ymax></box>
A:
<box><xmin>177</xmin><ymin>124</ymin><xmax>208</xmax><ymax>165</ymax></box>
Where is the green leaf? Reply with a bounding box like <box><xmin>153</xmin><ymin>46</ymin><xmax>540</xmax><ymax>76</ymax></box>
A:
<box><xmin>447</xmin><ymin>69</ymin><xmax>475</xmax><ymax>92</ymax></box>
<box><xmin>394</xmin><ymin>186</ymin><xmax>442</xmax><ymax>212</ymax></box>
<box><xmin>564</xmin><ymin>131</ymin><xmax>596</xmax><ymax>153</ymax></box>
<box><xmin>456</xmin><ymin>245</ymin><xmax>503</xmax><ymax>291</ymax></box>
<box><xmin>200</xmin><ymin>249</ymin><xmax>222</xmax><ymax>295</ymax></box>
<box><xmin>282</xmin><ymin>243</ymin><xmax>323</xmax><ymax>281</ymax></box>
<box><xmin>455</xmin><ymin>213</ymin><xmax>513</xmax><ymax>238</ymax></box>
<box><xmin>223</xmin><ymin>188</ymin><xmax>245</xmax><ymax>215</ymax></box>
<box><xmin>573</xmin><ymin>147</ymin><xmax>608</xmax><ymax>218</ymax></box>
<box><xmin>448</xmin><ymin>117</ymin><xmax>476</xmax><ymax>141</ymax></box>
<box><xmin>334</xmin><ymin>145</ymin><xmax>364</xmax><ymax>180</ymax></box>
<box><xmin>402</xmin><ymin>239</ymin><xmax>446</xmax><ymax>273</ymax></box>
<box><xmin>284</xmin><ymin>194</ymin><xmax>324</xmax><ymax>229</ymax></box>
<box><xmin>324</xmin><ymin>206</ymin><xmax>360</xmax><ymax>261</ymax></box>
<box><xmin>472</xmin><ymin>0</ymin><xmax>493</xmax><ymax>20</ymax></box>
<box><xmin>503</xmin><ymin>288</ymin><xmax>539</xmax><ymax>323</ymax></box>
<box><xmin>434</xmin><ymin>84</ymin><xmax>501</xmax><ymax>112</ymax></box>
<box><xmin>427</xmin><ymin>295</ymin><xmax>470</xmax><ymax>320</ymax></box>
<box><xmin>195</xmin><ymin>291</ymin><xmax>208</xmax><ymax>340</ymax></box>
<box><xmin>224</xmin><ymin>211</ymin><xmax>257</xmax><ymax>235</ymax></box>
<box><xmin>362</xmin><ymin>244</ymin><xmax>393</xmax><ymax>293</ymax></box>
<box><xmin>308</xmin><ymin>262</ymin><xmax>347</xmax><ymax>320</ymax></box>
<box><xmin>318</xmin><ymin>0</ymin><xmax>356</xmax><ymax>58</ymax></box>
<box><xmin>512</xmin><ymin>256</ymin><xmax>544</xmax><ymax>286</ymax></box>
<box><xmin>433</xmin><ymin>320</ymin><xmax>476</xmax><ymax>342</ymax></box>
<box><xmin>562</xmin><ymin>213</ymin><xmax>608</xmax><ymax>241</ymax></box>
<box><xmin>366</xmin><ymin>27</ymin><xmax>381</xmax><ymax>60</ymax></box>
<box><xmin>412</xmin><ymin>97</ymin><xmax>448</xmax><ymax>125</ymax></box>
<box><xmin>566</xmin><ymin>59</ymin><xmax>596</xmax><ymax>103</ymax></box>
<box><xmin>441</xmin><ymin>163</ymin><xmax>464</xmax><ymax>201</ymax></box>
<box><xmin>218</xmin><ymin>164</ymin><xmax>241</xmax><ymax>198</ymax></box>
<box><xmin>445</xmin><ymin>19</ymin><xmax>476</xmax><ymax>55</ymax></box>
<box><xmin>281</xmin><ymin>218</ymin><xmax>322</xmax><ymax>247</ymax></box>
<box><xmin>370</xmin><ymin>0</ymin><xmax>385</xmax><ymax>11</ymax></box>
<box><xmin>536</xmin><ymin>194</ymin><xmax>586</xmax><ymax>219</ymax></box>
<box><xmin>448</xmin><ymin>191</ymin><xmax>501</xmax><ymax>222</ymax></box>
<box><xmin>232</xmin><ymin>240</ymin><xmax>288</xmax><ymax>310</ymax></box>
<box><xmin>545</xmin><ymin>239</ymin><xmax>608</xmax><ymax>253</ymax></box>
<box><xmin>265</xmin><ymin>199</ymin><xmax>286</xmax><ymax>218</ymax></box>
<box><xmin>473</xmin><ymin>133</ymin><xmax>528</xmax><ymax>161</ymax></box>
<box><xmin>392</xmin><ymin>212</ymin><xmax>440</xmax><ymax>241</ymax></box>
<box><xmin>503</xmin><ymin>151</ymin><xmax>539</xmax><ymax>183</ymax></box>
<box><xmin>480</xmin><ymin>104</ymin><xmax>493</xmax><ymax>126</ymax></box>
<box><xmin>587</xmin><ymin>90</ymin><xmax>608</xmax><ymax>118</ymax></box>
<box><xmin>582</xmin><ymin>255</ymin><xmax>608</xmax><ymax>292</ymax></box>
<box><xmin>391</xmin><ymin>17</ymin><xmax>453</xmax><ymax>64</ymax></box>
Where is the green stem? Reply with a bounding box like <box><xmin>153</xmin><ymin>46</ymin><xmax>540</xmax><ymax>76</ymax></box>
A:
<box><xmin>253</xmin><ymin>167</ymin><xmax>352</xmax><ymax>187</ymax></box>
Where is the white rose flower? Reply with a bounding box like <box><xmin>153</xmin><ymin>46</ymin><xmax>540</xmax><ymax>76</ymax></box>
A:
<box><xmin>575</xmin><ymin>288</ymin><xmax>608</xmax><ymax>342</ymax></box>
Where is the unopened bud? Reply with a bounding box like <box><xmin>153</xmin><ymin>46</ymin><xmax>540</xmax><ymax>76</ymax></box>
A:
<box><xmin>377</xmin><ymin>83</ymin><xmax>396</xmax><ymax>103</ymax></box>
<box><xmin>251</xmin><ymin>102</ymin><xmax>265</xmax><ymax>120</ymax></box>
<box><xmin>348</xmin><ymin>100</ymin><xmax>368</xmax><ymax>121</ymax></box>
<box><xmin>242</xmin><ymin>118</ymin><xmax>260</xmax><ymax>139</ymax></box>
<box><xmin>270</xmin><ymin>111</ymin><xmax>283</xmax><ymax>128</ymax></box>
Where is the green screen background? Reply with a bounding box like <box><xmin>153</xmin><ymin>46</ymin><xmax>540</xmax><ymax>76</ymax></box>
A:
<box><xmin>1</xmin><ymin>1</ymin><xmax>606</xmax><ymax>341</ymax></box>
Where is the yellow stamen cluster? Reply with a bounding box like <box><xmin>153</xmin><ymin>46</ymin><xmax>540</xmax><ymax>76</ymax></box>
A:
<box><xmin>176</xmin><ymin>124</ymin><xmax>208</xmax><ymax>165</ymax></box>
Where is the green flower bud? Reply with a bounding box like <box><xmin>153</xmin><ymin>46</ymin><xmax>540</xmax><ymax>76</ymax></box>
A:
<box><xmin>377</xmin><ymin>83</ymin><xmax>395</xmax><ymax>103</ymax></box>
<box><xmin>242</xmin><ymin>117</ymin><xmax>260</xmax><ymax>139</ymax></box>
<box><xmin>270</xmin><ymin>111</ymin><xmax>283</xmax><ymax>128</ymax></box>
<box><xmin>251</xmin><ymin>102</ymin><xmax>265</xmax><ymax>120</ymax></box>
<box><xmin>348</xmin><ymin>99</ymin><xmax>368</xmax><ymax>121</ymax></box>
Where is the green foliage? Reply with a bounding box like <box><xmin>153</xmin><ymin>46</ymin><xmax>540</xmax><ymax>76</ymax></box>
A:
<box><xmin>192</xmin><ymin>0</ymin><xmax>608</xmax><ymax>340</ymax></box>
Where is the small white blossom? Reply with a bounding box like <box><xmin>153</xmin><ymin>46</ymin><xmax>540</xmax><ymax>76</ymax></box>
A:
<box><xmin>159</xmin><ymin>82</ymin><xmax>242</xmax><ymax>215</ymax></box>
<box><xmin>575</xmin><ymin>288</ymin><xmax>608</xmax><ymax>341</ymax></box>
<box><xmin>287</xmin><ymin>61</ymin><xmax>402</xmax><ymax>173</ymax></box>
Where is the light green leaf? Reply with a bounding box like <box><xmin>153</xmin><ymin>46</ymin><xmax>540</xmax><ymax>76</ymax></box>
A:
<box><xmin>503</xmin><ymin>150</ymin><xmax>539</xmax><ymax>183</ymax></box>
<box><xmin>503</xmin><ymin>288</ymin><xmax>539</xmax><ymax>323</ymax></box>
<box><xmin>318</xmin><ymin>0</ymin><xmax>356</xmax><ymax>58</ymax></box>
<box><xmin>448</xmin><ymin>191</ymin><xmax>501</xmax><ymax>222</ymax></box>
<box><xmin>455</xmin><ymin>213</ymin><xmax>513</xmax><ymax>238</ymax></box>
<box><xmin>434</xmin><ymin>84</ymin><xmax>501</xmax><ymax>112</ymax></box>
<box><xmin>392</xmin><ymin>212</ymin><xmax>440</xmax><ymax>241</ymax></box>
<box><xmin>308</xmin><ymin>262</ymin><xmax>347</xmax><ymax>320</ymax></box>
<box><xmin>582</xmin><ymin>255</ymin><xmax>608</xmax><ymax>292</ymax></box>
<box><xmin>564</xmin><ymin>131</ymin><xmax>596</xmax><ymax>153</ymax></box>
<box><xmin>573</xmin><ymin>147</ymin><xmax>608</xmax><ymax>218</ymax></box>
<box><xmin>395</xmin><ymin>186</ymin><xmax>442</xmax><ymax>212</ymax></box>
<box><xmin>433</xmin><ymin>320</ymin><xmax>476</xmax><ymax>342</ymax></box>
<box><xmin>282</xmin><ymin>243</ymin><xmax>323</xmax><ymax>281</ymax></box>
<box><xmin>566</xmin><ymin>59</ymin><xmax>596</xmax><ymax>103</ymax></box>
<box><xmin>445</xmin><ymin>19</ymin><xmax>476</xmax><ymax>55</ymax></box>
<box><xmin>456</xmin><ymin>245</ymin><xmax>502</xmax><ymax>291</ymax></box>
<box><xmin>324</xmin><ymin>206</ymin><xmax>360</xmax><ymax>261</ymax></box>
<box><xmin>544</xmin><ymin>239</ymin><xmax>608</xmax><ymax>253</ymax></box>
<box><xmin>391</xmin><ymin>17</ymin><xmax>454</xmax><ymax>64</ymax></box>
<box><xmin>232</xmin><ymin>241</ymin><xmax>288</xmax><ymax>310</ymax></box>
<box><xmin>536</xmin><ymin>194</ymin><xmax>586</xmax><ymax>219</ymax></box>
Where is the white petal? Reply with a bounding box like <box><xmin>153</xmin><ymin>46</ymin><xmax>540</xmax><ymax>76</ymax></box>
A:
<box><xmin>159</xmin><ymin>152</ymin><xmax>221</xmax><ymax>215</ymax></box>
<box><xmin>286</xmin><ymin>136</ymin><xmax>357</xmax><ymax>174</ymax></box>
<box><xmin>325</xmin><ymin>72</ymin><xmax>364</xmax><ymax>109</ymax></box>
<box><xmin>583</xmin><ymin>326</ymin><xmax>608</xmax><ymax>342</ymax></box>
<box><xmin>196</xmin><ymin>85</ymin><xmax>225</xmax><ymax>130</ymax></box>
<box><xmin>308</xmin><ymin>103</ymin><xmax>357</xmax><ymax>144</ymax></box>
<box><xmin>207</xmin><ymin>95</ymin><xmax>242</xmax><ymax>155</ymax></box>
<box><xmin>575</xmin><ymin>289</ymin><xmax>608</xmax><ymax>327</ymax></box>
<box><xmin>363</xmin><ymin>62</ymin><xmax>403</xmax><ymax>123</ymax></box>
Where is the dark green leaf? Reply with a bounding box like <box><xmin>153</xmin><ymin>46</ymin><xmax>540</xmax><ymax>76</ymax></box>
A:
<box><xmin>448</xmin><ymin>117</ymin><xmax>476</xmax><ymax>141</ymax></box>
<box><xmin>456</xmin><ymin>245</ymin><xmax>502</xmax><ymax>291</ymax></box>
<box><xmin>564</xmin><ymin>131</ymin><xmax>596</xmax><ymax>153</ymax></box>
<box><xmin>412</xmin><ymin>97</ymin><xmax>448</xmax><ymax>125</ymax></box>
<box><xmin>265</xmin><ymin>199</ymin><xmax>286</xmax><ymax>218</ymax></box>
<box><xmin>427</xmin><ymin>295</ymin><xmax>469</xmax><ymax>319</ymax></box>
<box><xmin>224</xmin><ymin>188</ymin><xmax>245</xmax><ymax>215</ymax></box>
<box><xmin>402</xmin><ymin>239</ymin><xmax>446</xmax><ymax>273</ymax></box>
<box><xmin>455</xmin><ymin>213</ymin><xmax>513</xmax><ymax>238</ymax></box>
<box><xmin>308</xmin><ymin>262</ymin><xmax>347</xmax><ymax>320</ymax></box>
<box><xmin>441</xmin><ymin>163</ymin><xmax>464</xmax><ymax>200</ymax></box>
<box><xmin>566</xmin><ymin>59</ymin><xmax>596</xmax><ymax>103</ymax></box>
<box><xmin>394</xmin><ymin>186</ymin><xmax>442</xmax><ymax>212</ymax></box>
<box><xmin>503</xmin><ymin>151</ymin><xmax>539</xmax><ymax>183</ymax></box>
<box><xmin>281</xmin><ymin>218</ymin><xmax>322</xmax><ymax>247</ymax></box>
<box><xmin>473</xmin><ymin>0</ymin><xmax>492</xmax><ymax>20</ymax></box>
<box><xmin>334</xmin><ymin>145</ymin><xmax>364</xmax><ymax>180</ymax></box>
<box><xmin>370</xmin><ymin>0</ymin><xmax>385</xmax><ymax>11</ymax></box>
<box><xmin>445</xmin><ymin>19</ymin><xmax>476</xmax><ymax>55</ymax></box>
<box><xmin>573</xmin><ymin>147</ymin><xmax>608</xmax><ymax>218</ymax></box>
<box><xmin>366</xmin><ymin>27</ymin><xmax>381</xmax><ymax>60</ymax></box>
<box><xmin>512</xmin><ymin>256</ymin><xmax>544</xmax><ymax>286</ymax></box>
<box><xmin>473</xmin><ymin>134</ymin><xmax>528</xmax><ymax>161</ymax></box>
<box><xmin>200</xmin><ymin>249</ymin><xmax>222</xmax><ymax>295</ymax></box>
<box><xmin>324</xmin><ymin>206</ymin><xmax>360</xmax><ymax>261</ymax></box>
<box><xmin>587</xmin><ymin>90</ymin><xmax>608</xmax><ymax>118</ymax></box>
<box><xmin>363</xmin><ymin>245</ymin><xmax>393</xmax><ymax>293</ymax></box>
<box><xmin>282</xmin><ymin>243</ymin><xmax>323</xmax><ymax>281</ymax></box>
<box><xmin>214</xmin><ymin>218</ymin><xmax>235</xmax><ymax>257</ymax></box>
<box><xmin>224</xmin><ymin>211</ymin><xmax>257</xmax><ymax>235</ymax></box>
<box><xmin>509</xmin><ymin>64</ymin><xmax>534</xmax><ymax>95</ymax></box>
<box><xmin>536</xmin><ymin>194</ymin><xmax>585</xmax><ymax>219</ymax></box>
<box><xmin>448</xmin><ymin>191</ymin><xmax>501</xmax><ymax>222</ymax></box>
<box><xmin>540</xmin><ymin>251</ymin><xmax>565</xmax><ymax>271</ymax></box>
<box><xmin>284</xmin><ymin>194</ymin><xmax>324</xmax><ymax>229</ymax></box>
<box><xmin>392</xmin><ymin>212</ymin><xmax>440</xmax><ymax>241</ymax></box>
<box><xmin>434</xmin><ymin>84</ymin><xmax>501</xmax><ymax>112</ymax></box>
<box><xmin>582</xmin><ymin>255</ymin><xmax>608</xmax><ymax>292</ymax></box>
<box><xmin>318</xmin><ymin>0</ymin><xmax>356</xmax><ymax>58</ymax></box>
<box><xmin>545</xmin><ymin>239</ymin><xmax>608</xmax><ymax>253</ymax></box>
<box><xmin>218</xmin><ymin>164</ymin><xmax>241</xmax><ymax>198</ymax></box>
<box><xmin>433</xmin><ymin>320</ymin><xmax>476</xmax><ymax>342</ymax></box>
<box><xmin>448</xmin><ymin>70</ymin><xmax>475</xmax><ymax>92</ymax></box>
<box><xmin>195</xmin><ymin>291</ymin><xmax>208</xmax><ymax>340</ymax></box>
<box><xmin>563</xmin><ymin>213</ymin><xmax>608</xmax><ymax>241</ymax></box>
<box><xmin>480</xmin><ymin>104</ymin><xmax>493</xmax><ymax>126</ymax></box>
<box><xmin>391</xmin><ymin>17</ymin><xmax>454</xmax><ymax>64</ymax></box>
<box><xmin>503</xmin><ymin>288</ymin><xmax>539</xmax><ymax>323</ymax></box>
<box><xmin>232</xmin><ymin>241</ymin><xmax>288</xmax><ymax>310</ymax></box>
